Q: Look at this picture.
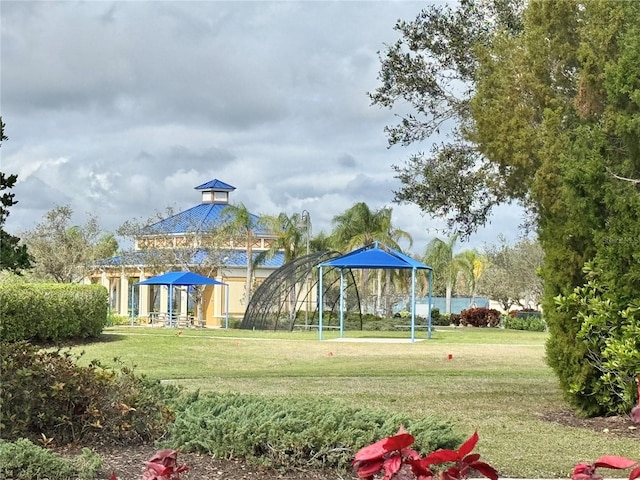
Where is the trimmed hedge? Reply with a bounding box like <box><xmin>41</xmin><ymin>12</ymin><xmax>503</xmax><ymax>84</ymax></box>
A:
<box><xmin>504</xmin><ymin>316</ymin><xmax>546</xmax><ymax>331</ymax></box>
<box><xmin>0</xmin><ymin>283</ymin><xmax>108</xmax><ymax>342</ymax></box>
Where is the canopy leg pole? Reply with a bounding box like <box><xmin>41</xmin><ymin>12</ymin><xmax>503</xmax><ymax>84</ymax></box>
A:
<box><xmin>318</xmin><ymin>266</ymin><xmax>323</xmax><ymax>341</ymax></box>
<box><xmin>339</xmin><ymin>269</ymin><xmax>344</xmax><ymax>338</ymax></box>
<box><xmin>428</xmin><ymin>269</ymin><xmax>433</xmax><ymax>339</ymax></box>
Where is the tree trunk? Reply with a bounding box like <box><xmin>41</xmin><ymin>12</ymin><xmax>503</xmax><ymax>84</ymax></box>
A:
<box><xmin>376</xmin><ymin>269</ymin><xmax>383</xmax><ymax>315</ymax></box>
<box><xmin>245</xmin><ymin>239</ymin><xmax>253</xmax><ymax>305</ymax></box>
<box><xmin>360</xmin><ymin>269</ymin><xmax>369</xmax><ymax>314</ymax></box>
<box><xmin>288</xmin><ymin>279</ymin><xmax>297</xmax><ymax>322</ymax></box>
<box><xmin>385</xmin><ymin>269</ymin><xmax>393</xmax><ymax>318</ymax></box>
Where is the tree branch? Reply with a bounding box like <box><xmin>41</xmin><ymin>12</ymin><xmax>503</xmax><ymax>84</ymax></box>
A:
<box><xmin>606</xmin><ymin>168</ymin><xmax>640</xmax><ymax>185</ymax></box>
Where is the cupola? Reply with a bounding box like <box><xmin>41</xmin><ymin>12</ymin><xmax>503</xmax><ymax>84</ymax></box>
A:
<box><xmin>194</xmin><ymin>179</ymin><xmax>236</xmax><ymax>204</ymax></box>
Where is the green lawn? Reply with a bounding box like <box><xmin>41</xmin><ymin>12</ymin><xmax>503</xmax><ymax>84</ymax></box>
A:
<box><xmin>71</xmin><ymin>326</ymin><xmax>637</xmax><ymax>478</ymax></box>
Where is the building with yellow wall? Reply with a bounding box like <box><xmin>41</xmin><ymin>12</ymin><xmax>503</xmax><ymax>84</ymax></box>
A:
<box><xmin>87</xmin><ymin>179</ymin><xmax>284</xmax><ymax>327</ymax></box>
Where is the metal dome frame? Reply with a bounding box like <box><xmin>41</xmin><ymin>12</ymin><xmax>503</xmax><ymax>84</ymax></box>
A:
<box><xmin>241</xmin><ymin>251</ymin><xmax>363</xmax><ymax>331</ymax></box>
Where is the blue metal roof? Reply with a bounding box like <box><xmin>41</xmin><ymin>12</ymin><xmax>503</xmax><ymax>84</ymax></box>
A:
<box><xmin>319</xmin><ymin>242</ymin><xmax>431</xmax><ymax>270</ymax></box>
<box><xmin>194</xmin><ymin>179</ymin><xmax>236</xmax><ymax>191</ymax></box>
<box><xmin>95</xmin><ymin>249</ymin><xmax>284</xmax><ymax>269</ymax></box>
<box><xmin>135</xmin><ymin>271</ymin><xmax>226</xmax><ymax>286</ymax></box>
<box><xmin>144</xmin><ymin>203</ymin><xmax>270</xmax><ymax>235</ymax></box>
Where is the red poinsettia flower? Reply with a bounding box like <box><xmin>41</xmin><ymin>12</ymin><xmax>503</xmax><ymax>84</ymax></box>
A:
<box><xmin>573</xmin><ymin>456</ymin><xmax>640</xmax><ymax>480</ymax></box>
<box><xmin>419</xmin><ymin>431</ymin><xmax>498</xmax><ymax>480</ymax></box>
<box><xmin>407</xmin><ymin>456</ymin><xmax>436</xmax><ymax>480</ymax></box>
<box><xmin>353</xmin><ymin>426</ymin><xmax>425</xmax><ymax>480</ymax></box>
<box><xmin>142</xmin><ymin>449</ymin><xmax>189</xmax><ymax>480</ymax></box>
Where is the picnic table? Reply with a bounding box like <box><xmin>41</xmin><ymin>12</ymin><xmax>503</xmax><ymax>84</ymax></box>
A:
<box><xmin>149</xmin><ymin>312</ymin><xmax>194</xmax><ymax>327</ymax></box>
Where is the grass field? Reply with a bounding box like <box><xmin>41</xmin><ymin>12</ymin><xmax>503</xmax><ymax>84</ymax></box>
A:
<box><xmin>71</xmin><ymin>326</ymin><xmax>638</xmax><ymax>478</ymax></box>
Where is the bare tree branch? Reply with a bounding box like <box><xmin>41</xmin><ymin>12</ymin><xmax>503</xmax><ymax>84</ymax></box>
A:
<box><xmin>606</xmin><ymin>168</ymin><xmax>640</xmax><ymax>185</ymax></box>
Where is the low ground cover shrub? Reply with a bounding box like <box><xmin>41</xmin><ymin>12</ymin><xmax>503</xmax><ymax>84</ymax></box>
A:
<box><xmin>503</xmin><ymin>315</ymin><xmax>546</xmax><ymax>331</ymax></box>
<box><xmin>227</xmin><ymin>316</ymin><xmax>243</xmax><ymax>328</ymax></box>
<box><xmin>508</xmin><ymin>308</ymin><xmax>542</xmax><ymax>319</ymax></box>
<box><xmin>162</xmin><ymin>391</ymin><xmax>462</xmax><ymax>472</ymax></box>
<box><xmin>460</xmin><ymin>308</ymin><xmax>501</xmax><ymax>327</ymax></box>
<box><xmin>0</xmin><ymin>341</ymin><xmax>177</xmax><ymax>447</ymax></box>
<box><xmin>384</xmin><ymin>317</ymin><xmax>429</xmax><ymax>331</ymax></box>
<box><xmin>365</xmin><ymin>320</ymin><xmax>389</xmax><ymax>330</ymax></box>
<box><xmin>431</xmin><ymin>308</ymin><xmax>451</xmax><ymax>326</ymax></box>
<box><xmin>107</xmin><ymin>313</ymin><xmax>138</xmax><ymax>326</ymax></box>
<box><xmin>0</xmin><ymin>438</ymin><xmax>102</xmax><ymax>480</ymax></box>
<box><xmin>358</xmin><ymin>318</ymin><xmax>391</xmax><ymax>331</ymax></box>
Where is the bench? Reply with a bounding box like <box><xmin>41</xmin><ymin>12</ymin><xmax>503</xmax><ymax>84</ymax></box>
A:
<box><xmin>176</xmin><ymin>315</ymin><xmax>193</xmax><ymax>328</ymax></box>
<box><xmin>293</xmin><ymin>324</ymin><xmax>340</xmax><ymax>331</ymax></box>
<box><xmin>149</xmin><ymin>312</ymin><xmax>168</xmax><ymax>326</ymax></box>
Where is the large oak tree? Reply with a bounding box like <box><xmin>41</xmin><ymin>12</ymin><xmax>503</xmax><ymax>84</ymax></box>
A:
<box><xmin>373</xmin><ymin>0</ymin><xmax>640</xmax><ymax>415</ymax></box>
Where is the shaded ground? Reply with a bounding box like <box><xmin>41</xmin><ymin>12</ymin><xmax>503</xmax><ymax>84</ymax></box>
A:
<box><xmin>89</xmin><ymin>444</ymin><xmax>351</xmax><ymax>480</ymax></box>
<box><xmin>539</xmin><ymin>409</ymin><xmax>639</xmax><ymax>439</ymax></box>
<box><xmin>80</xmin><ymin>411</ymin><xmax>638</xmax><ymax>480</ymax></box>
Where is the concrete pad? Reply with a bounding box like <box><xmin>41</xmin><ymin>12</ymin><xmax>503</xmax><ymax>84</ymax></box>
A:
<box><xmin>325</xmin><ymin>337</ymin><xmax>425</xmax><ymax>343</ymax></box>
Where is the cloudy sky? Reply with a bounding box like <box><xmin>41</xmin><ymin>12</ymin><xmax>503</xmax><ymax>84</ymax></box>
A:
<box><xmin>1</xmin><ymin>0</ymin><xmax>524</xmax><ymax>255</ymax></box>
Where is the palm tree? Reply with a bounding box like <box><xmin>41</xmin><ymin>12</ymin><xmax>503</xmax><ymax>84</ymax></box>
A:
<box><xmin>331</xmin><ymin>203</ymin><xmax>381</xmax><ymax>250</ymax></box>
<box><xmin>375</xmin><ymin>207</ymin><xmax>413</xmax><ymax>316</ymax></box>
<box><xmin>255</xmin><ymin>212</ymin><xmax>309</xmax><ymax>318</ymax></box>
<box><xmin>457</xmin><ymin>249</ymin><xmax>486</xmax><ymax>304</ymax></box>
<box><xmin>309</xmin><ymin>231</ymin><xmax>333</xmax><ymax>253</ymax></box>
<box><xmin>330</xmin><ymin>203</ymin><xmax>412</xmax><ymax>315</ymax></box>
<box><xmin>256</xmin><ymin>212</ymin><xmax>307</xmax><ymax>264</ymax></box>
<box><xmin>422</xmin><ymin>235</ymin><xmax>466</xmax><ymax>314</ymax></box>
<box><xmin>219</xmin><ymin>203</ymin><xmax>266</xmax><ymax>305</ymax></box>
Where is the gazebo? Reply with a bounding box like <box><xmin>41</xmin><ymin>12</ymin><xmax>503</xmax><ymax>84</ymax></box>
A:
<box><xmin>317</xmin><ymin>242</ymin><xmax>433</xmax><ymax>342</ymax></box>
<box><xmin>133</xmin><ymin>271</ymin><xmax>228</xmax><ymax>327</ymax></box>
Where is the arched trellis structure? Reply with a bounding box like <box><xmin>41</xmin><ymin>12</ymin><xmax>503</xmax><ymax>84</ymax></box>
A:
<box><xmin>241</xmin><ymin>251</ymin><xmax>363</xmax><ymax>331</ymax></box>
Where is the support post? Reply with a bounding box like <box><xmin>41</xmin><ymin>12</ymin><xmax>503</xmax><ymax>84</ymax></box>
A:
<box><xmin>410</xmin><ymin>268</ymin><xmax>416</xmax><ymax>343</ymax></box>
<box><xmin>339</xmin><ymin>269</ymin><xmax>344</xmax><ymax>338</ymax></box>
<box><xmin>318</xmin><ymin>266</ymin><xmax>323</xmax><ymax>341</ymax></box>
<box><xmin>427</xmin><ymin>269</ymin><xmax>433</xmax><ymax>339</ymax></box>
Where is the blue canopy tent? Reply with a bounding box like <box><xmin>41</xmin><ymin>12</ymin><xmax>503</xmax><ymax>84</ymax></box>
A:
<box><xmin>317</xmin><ymin>242</ymin><xmax>433</xmax><ymax>342</ymax></box>
<box><xmin>133</xmin><ymin>271</ymin><xmax>228</xmax><ymax>327</ymax></box>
